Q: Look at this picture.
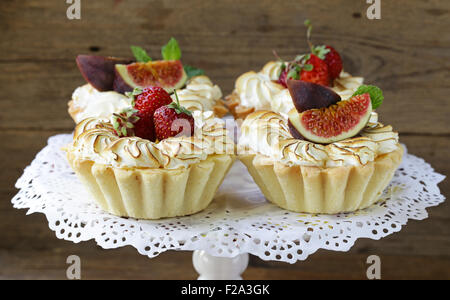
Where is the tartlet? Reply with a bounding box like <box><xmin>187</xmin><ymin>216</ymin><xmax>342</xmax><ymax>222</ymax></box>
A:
<box><xmin>66</xmin><ymin>111</ymin><xmax>235</xmax><ymax>219</ymax></box>
<box><xmin>238</xmin><ymin>110</ymin><xmax>403</xmax><ymax>214</ymax></box>
<box><xmin>225</xmin><ymin>61</ymin><xmax>363</xmax><ymax>119</ymax></box>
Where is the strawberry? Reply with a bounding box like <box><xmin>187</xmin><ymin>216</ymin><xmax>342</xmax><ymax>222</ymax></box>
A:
<box><xmin>300</xmin><ymin>54</ymin><xmax>330</xmax><ymax>86</ymax></box>
<box><xmin>274</xmin><ymin>20</ymin><xmax>338</xmax><ymax>87</ymax></box>
<box><xmin>277</xmin><ymin>54</ymin><xmax>330</xmax><ymax>87</ymax></box>
<box><xmin>153</xmin><ymin>92</ymin><xmax>194</xmax><ymax>140</ymax></box>
<box><xmin>132</xmin><ymin>86</ymin><xmax>173</xmax><ymax>121</ymax></box>
<box><xmin>131</xmin><ymin>86</ymin><xmax>172</xmax><ymax>140</ymax></box>
<box><xmin>133</xmin><ymin>117</ymin><xmax>156</xmax><ymax>141</ymax></box>
<box><xmin>112</xmin><ymin>108</ymin><xmax>139</xmax><ymax>137</ymax></box>
<box><xmin>112</xmin><ymin>86</ymin><xmax>172</xmax><ymax>141</ymax></box>
<box><xmin>112</xmin><ymin>107</ymin><xmax>156</xmax><ymax>141</ymax></box>
<box><xmin>304</xmin><ymin>20</ymin><xmax>343</xmax><ymax>82</ymax></box>
<box><xmin>323</xmin><ymin>45</ymin><xmax>343</xmax><ymax>80</ymax></box>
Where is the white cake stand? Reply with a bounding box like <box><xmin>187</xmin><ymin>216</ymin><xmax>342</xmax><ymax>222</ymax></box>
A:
<box><xmin>12</xmin><ymin>134</ymin><xmax>445</xmax><ymax>279</ymax></box>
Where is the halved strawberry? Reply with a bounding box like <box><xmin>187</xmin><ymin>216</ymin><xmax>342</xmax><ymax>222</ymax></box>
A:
<box><xmin>112</xmin><ymin>86</ymin><xmax>173</xmax><ymax>141</ymax></box>
<box><xmin>153</xmin><ymin>92</ymin><xmax>194</xmax><ymax>140</ymax></box>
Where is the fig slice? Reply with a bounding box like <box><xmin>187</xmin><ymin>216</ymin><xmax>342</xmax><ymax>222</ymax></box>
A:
<box><xmin>288</xmin><ymin>93</ymin><xmax>373</xmax><ymax>144</ymax></box>
<box><xmin>76</xmin><ymin>55</ymin><xmax>134</xmax><ymax>92</ymax></box>
<box><xmin>113</xmin><ymin>60</ymin><xmax>188</xmax><ymax>94</ymax></box>
<box><xmin>287</xmin><ymin>79</ymin><xmax>341</xmax><ymax>113</ymax></box>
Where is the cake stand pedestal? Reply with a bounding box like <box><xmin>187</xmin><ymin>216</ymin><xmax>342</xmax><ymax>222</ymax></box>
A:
<box><xmin>11</xmin><ymin>134</ymin><xmax>446</xmax><ymax>279</ymax></box>
<box><xmin>193</xmin><ymin>251</ymin><xmax>249</xmax><ymax>280</ymax></box>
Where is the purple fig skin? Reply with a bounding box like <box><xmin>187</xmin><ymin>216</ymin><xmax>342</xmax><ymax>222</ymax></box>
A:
<box><xmin>113</xmin><ymin>67</ymin><xmax>134</xmax><ymax>94</ymax></box>
<box><xmin>287</xmin><ymin>79</ymin><xmax>341</xmax><ymax>113</ymax></box>
<box><xmin>288</xmin><ymin>120</ymin><xmax>305</xmax><ymax>140</ymax></box>
<box><xmin>76</xmin><ymin>55</ymin><xmax>133</xmax><ymax>92</ymax></box>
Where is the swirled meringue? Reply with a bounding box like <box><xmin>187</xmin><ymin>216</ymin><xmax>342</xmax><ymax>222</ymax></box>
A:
<box><xmin>233</xmin><ymin>61</ymin><xmax>365</xmax><ymax>115</ymax></box>
<box><xmin>238</xmin><ymin>110</ymin><xmax>400</xmax><ymax>167</ymax></box>
<box><xmin>69</xmin><ymin>84</ymin><xmax>132</xmax><ymax>123</ymax></box>
<box><xmin>68</xmin><ymin>111</ymin><xmax>235</xmax><ymax>170</ymax></box>
<box><xmin>235</xmin><ymin>70</ymin><xmax>285</xmax><ymax>111</ymax></box>
<box><xmin>172</xmin><ymin>76</ymin><xmax>223</xmax><ymax>112</ymax></box>
<box><xmin>260</xmin><ymin>61</ymin><xmax>285</xmax><ymax>81</ymax></box>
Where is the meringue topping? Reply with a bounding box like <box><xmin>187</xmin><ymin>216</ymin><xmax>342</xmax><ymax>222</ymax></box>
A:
<box><xmin>239</xmin><ymin>110</ymin><xmax>400</xmax><ymax>167</ymax></box>
<box><xmin>69</xmin><ymin>111</ymin><xmax>235</xmax><ymax>169</ymax></box>
<box><xmin>70</xmin><ymin>84</ymin><xmax>132</xmax><ymax>123</ymax></box>
<box><xmin>172</xmin><ymin>76</ymin><xmax>223</xmax><ymax>112</ymax></box>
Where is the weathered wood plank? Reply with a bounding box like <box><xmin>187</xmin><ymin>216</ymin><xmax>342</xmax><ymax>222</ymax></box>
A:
<box><xmin>1</xmin><ymin>1</ymin><xmax>449</xmax><ymax>132</ymax></box>
<box><xmin>1</xmin><ymin>0</ymin><xmax>449</xmax><ymax>60</ymax></box>
<box><xmin>1</xmin><ymin>0</ymin><xmax>449</xmax><ymax>280</ymax></box>
<box><xmin>0</xmin><ymin>61</ymin><xmax>449</xmax><ymax>134</ymax></box>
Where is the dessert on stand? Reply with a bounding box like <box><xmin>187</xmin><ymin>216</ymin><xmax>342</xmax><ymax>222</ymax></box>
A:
<box><xmin>12</xmin><ymin>134</ymin><xmax>445</xmax><ymax>278</ymax></box>
<box><xmin>11</xmin><ymin>27</ymin><xmax>446</xmax><ymax>279</ymax></box>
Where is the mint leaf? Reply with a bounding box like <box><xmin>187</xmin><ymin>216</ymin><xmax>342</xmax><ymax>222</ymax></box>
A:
<box><xmin>161</xmin><ymin>37</ymin><xmax>181</xmax><ymax>60</ymax></box>
<box><xmin>130</xmin><ymin>46</ymin><xmax>152</xmax><ymax>62</ymax></box>
<box><xmin>184</xmin><ymin>65</ymin><xmax>205</xmax><ymax>79</ymax></box>
<box><xmin>352</xmin><ymin>85</ymin><xmax>384</xmax><ymax>109</ymax></box>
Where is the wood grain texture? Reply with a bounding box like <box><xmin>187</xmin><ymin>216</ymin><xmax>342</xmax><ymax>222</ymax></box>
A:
<box><xmin>0</xmin><ymin>0</ymin><xmax>449</xmax><ymax>280</ymax></box>
<box><xmin>0</xmin><ymin>0</ymin><xmax>449</xmax><ymax>133</ymax></box>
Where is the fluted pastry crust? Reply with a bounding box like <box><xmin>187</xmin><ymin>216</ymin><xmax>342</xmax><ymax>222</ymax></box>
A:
<box><xmin>239</xmin><ymin>146</ymin><xmax>403</xmax><ymax>214</ymax></box>
<box><xmin>238</xmin><ymin>109</ymin><xmax>403</xmax><ymax>213</ymax></box>
<box><xmin>67</xmin><ymin>152</ymin><xmax>234</xmax><ymax>219</ymax></box>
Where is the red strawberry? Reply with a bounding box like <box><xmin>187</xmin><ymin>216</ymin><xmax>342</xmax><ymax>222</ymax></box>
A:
<box><xmin>112</xmin><ymin>108</ymin><xmax>138</xmax><ymax>137</ymax></box>
<box><xmin>131</xmin><ymin>86</ymin><xmax>172</xmax><ymax>140</ymax></box>
<box><xmin>153</xmin><ymin>92</ymin><xmax>194</xmax><ymax>140</ymax></box>
<box><xmin>300</xmin><ymin>54</ymin><xmax>330</xmax><ymax>86</ymax></box>
<box><xmin>112</xmin><ymin>87</ymin><xmax>172</xmax><ymax>141</ymax></box>
<box><xmin>133</xmin><ymin>86</ymin><xmax>173</xmax><ymax>121</ymax></box>
<box><xmin>133</xmin><ymin>117</ymin><xmax>156</xmax><ymax>141</ymax></box>
<box><xmin>112</xmin><ymin>107</ymin><xmax>156</xmax><ymax>141</ymax></box>
<box><xmin>323</xmin><ymin>45</ymin><xmax>343</xmax><ymax>80</ymax></box>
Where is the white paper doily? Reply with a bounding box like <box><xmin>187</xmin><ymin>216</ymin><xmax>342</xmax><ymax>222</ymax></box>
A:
<box><xmin>12</xmin><ymin>134</ymin><xmax>446</xmax><ymax>263</ymax></box>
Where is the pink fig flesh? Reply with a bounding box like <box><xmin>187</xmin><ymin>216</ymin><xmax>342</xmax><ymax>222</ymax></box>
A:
<box><xmin>114</xmin><ymin>60</ymin><xmax>187</xmax><ymax>94</ymax></box>
<box><xmin>288</xmin><ymin>93</ymin><xmax>373</xmax><ymax>144</ymax></box>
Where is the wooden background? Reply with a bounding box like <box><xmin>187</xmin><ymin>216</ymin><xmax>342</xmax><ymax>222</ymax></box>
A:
<box><xmin>1</xmin><ymin>0</ymin><xmax>449</xmax><ymax>279</ymax></box>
